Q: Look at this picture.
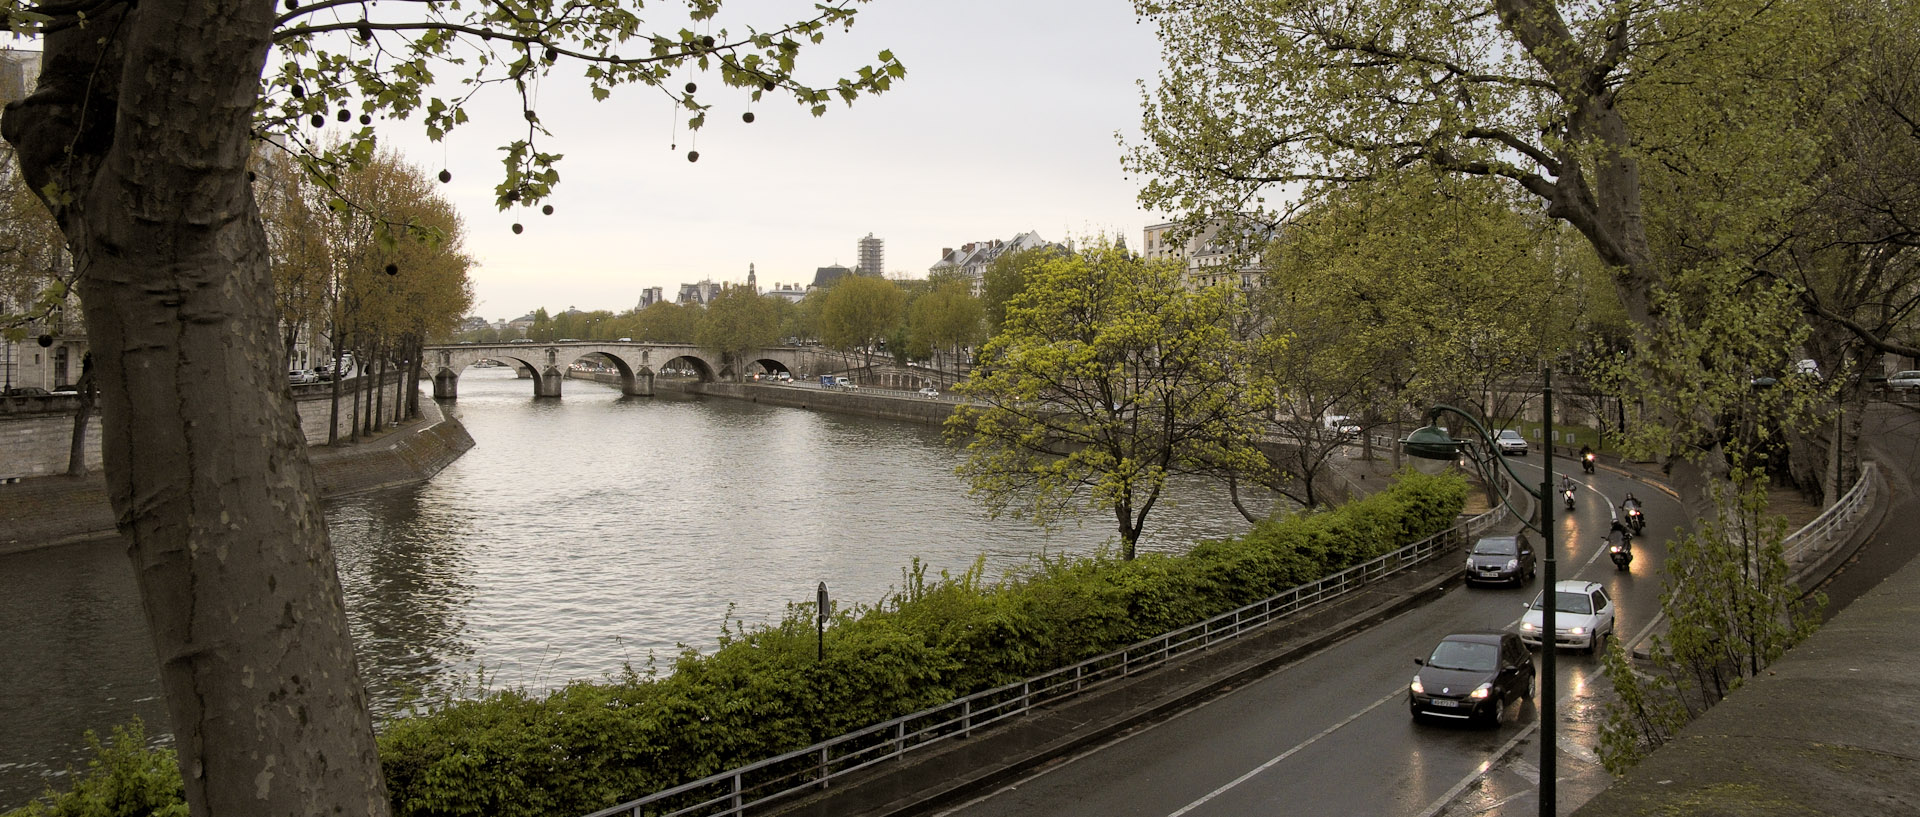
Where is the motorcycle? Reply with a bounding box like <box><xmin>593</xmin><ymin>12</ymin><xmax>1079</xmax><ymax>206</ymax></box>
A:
<box><xmin>1562</xmin><ymin>486</ymin><xmax>1576</xmax><ymax>511</ymax></box>
<box><xmin>1581</xmin><ymin>451</ymin><xmax>1597</xmax><ymax>474</ymax></box>
<box><xmin>1609</xmin><ymin>538</ymin><xmax>1633</xmax><ymax>570</ymax></box>
<box><xmin>1625</xmin><ymin>506</ymin><xmax>1645</xmax><ymax>535</ymax></box>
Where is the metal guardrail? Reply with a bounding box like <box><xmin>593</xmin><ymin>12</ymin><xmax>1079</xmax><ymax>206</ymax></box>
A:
<box><xmin>1784</xmin><ymin>461</ymin><xmax>1879</xmax><ymax>568</ymax></box>
<box><xmin>583</xmin><ymin>503</ymin><xmax>1507</xmax><ymax>817</ymax></box>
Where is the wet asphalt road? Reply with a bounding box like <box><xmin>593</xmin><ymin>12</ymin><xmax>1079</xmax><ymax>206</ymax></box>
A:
<box><xmin>929</xmin><ymin>463</ymin><xmax>1680</xmax><ymax>817</ymax></box>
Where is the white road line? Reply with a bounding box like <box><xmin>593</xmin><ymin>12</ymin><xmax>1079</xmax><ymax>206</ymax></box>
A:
<box><xmin>1413</xmin><ymin>721</ymin><xmax>1539</xmax><ymax>817</ymax></box>
<box><xmin>1164</xmin><ymin>688</ymin><xmax>1403</xmax><ymax>817</ymax></box>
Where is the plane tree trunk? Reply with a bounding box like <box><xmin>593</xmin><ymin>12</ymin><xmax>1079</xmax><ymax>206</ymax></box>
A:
<box><xmin>2</xmin><ymin>4</ymin><xmax>391</xmax><ymax>815</ymax></box>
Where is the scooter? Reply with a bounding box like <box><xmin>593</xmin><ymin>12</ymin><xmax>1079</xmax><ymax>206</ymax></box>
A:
<box><xmin>1563</xmin><ymin>486</ymin><xmax>1576</xmax><ymax>511</ymax></box>
<box><xmin>1609</xmin><ymin>537</ymin><xmax>1633</xmax><ymax>571</ymax></box>
<box><xmin>1582</xmin><ymin>451</ymin><xmax>1597</xmax><ymax>474</ymax></box>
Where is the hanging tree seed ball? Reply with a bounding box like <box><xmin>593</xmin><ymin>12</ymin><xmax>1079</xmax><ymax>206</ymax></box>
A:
<box><xmin>701</xmin><ymin>35</ymin><xmax>715</xmax><ymax>48</ymax></box>
<box><xmin>357</xmin><ymin>23</ymin><xmax>372</xmax><ymax>41</ymax></box>
<box><xmin>291</xmin><ymin>84</ymin><xmax>305</xmax><ymax>99</ymax></box>
<box><xmin>763</xmin><ymin>80</ymin><xmax>776</xmax><ymax>91</ymax></box>
<box><xmin>310</xmin><ymin>113</ymin><xmax>325</xmax><ymax>128</ymax></box>
<box><xmin>438</xmin><ymin>169</ymin><xmax>452</xmax><ymax>183</ymax></box>
<box><xmin>541</xmin><ymin>204</ymin><xmax>554</xmax><ymax>216</ymax></box>
<box><xmin>687</xmin><ymin>150</ymin><xmax>699</xmax><ymax>162</ymax></box>
<box><xmin>284</xmin><ymin>0</ymin><xmax>297</xmax><ymax>9</ymax></box>
<box><xmin>337</xmin><ymin>108</ymin><xmax>351</xmax><ymax>122</ymax></box>
<box><xmin>385</xmin><ymin>263</ymin><xmax>399</xmax><ymax>276</ymax></box>
<box><xmin>545</xmin><ymin>48</ymin><xmax>558</xmax><ymax>62</ymax></box>
<box><xmin>742</xmin><ymin>111</ymin><xmax>754</xmax><ymax>123</ymax></box>
<box><xmin>685</xmin><ymin>81</ymin><xmax>697</xmax><ymax>94</ymax></box>
<box><xmin>37</xmin><ymin>334</ymin><xmax>53</xmax><ymax>348</ymax></box>
<box><xmin>512</xmin><ymin>223</ymin><xmax>524</xmax><ymax>234</ymax></box>
<box><xmin>359</xmin><ymin>113</ymin><xmax>372</xmax><ymax>125</ymax></box>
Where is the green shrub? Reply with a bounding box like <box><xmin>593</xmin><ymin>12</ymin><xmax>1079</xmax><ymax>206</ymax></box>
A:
<box><xmin>19</xmin><ymin>471</ymin><xmax>1465</xmax><ymax>817</ymax></box>
<box><xmin>3</xmin><ymin>720</ymin><xmax>185</xmax><ymax>817</ymax></box>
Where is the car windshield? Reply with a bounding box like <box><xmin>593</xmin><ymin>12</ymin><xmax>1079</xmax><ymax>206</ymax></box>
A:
<box><xmin>1532</xmin><ymin>591</ymin><xmax>1595</xmax><ymax>615</ymax></box>
<box><xmin>1427</xmin><ymin>640</ymin><xmax>1498</xmax><ymax>672</ymax></box>
<box><xmin>1499</xmin><ymin>430</ymin><xmax>1522</xmax><ymax>440</ymax></box>
<box><xmin>1472</xmin><ymin>538</ymin><xmax>1517</xmax><ymax>556</ymax></box>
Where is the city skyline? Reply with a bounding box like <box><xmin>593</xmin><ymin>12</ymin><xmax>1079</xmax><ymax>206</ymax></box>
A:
<box><xmin>371</xmin><ymin>1</ymin><xmax>1169</xmax><ymax>322</ymax></box>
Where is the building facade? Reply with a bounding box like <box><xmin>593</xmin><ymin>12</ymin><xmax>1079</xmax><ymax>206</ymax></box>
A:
<box><xmin>927</xmin><ymin>231</ymin><xmax>1063</xmax><ymax>297</ymax></box>
<box><xmin>857</xmin><ymin>233</ymin><xmax>885</xmax><ymax>278</ymax></box>
<box><xmin>1142</xmin><ymin>216</ymin><xmax>1276</xmax><ymax>292</ymax></box>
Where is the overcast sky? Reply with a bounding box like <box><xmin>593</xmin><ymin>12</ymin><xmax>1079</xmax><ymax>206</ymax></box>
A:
<box><xmin>372</xmin><ymin>1</ymin><xmax>1169</xmax><ymax>321</ymax></box>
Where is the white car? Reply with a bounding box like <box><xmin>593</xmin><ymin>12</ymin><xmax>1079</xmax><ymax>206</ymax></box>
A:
<box><xmin>288</xmin><ymin>369</ymin><xmax>318</xmax><ymax>385</ymax></box>
<box><xmin>1494</xmin><ymin>429</ymin><xmax>1529</xmax><ymax>455</ymax></box>
<box><xmin>1519</xmin><ymin>580</ymin><xmax>1615</xmax><ymax>654</ymax></box>
<box><xmin>1889</xmin><ymin>370</ymin><xmax>1920</xmax><ymax>391</ymax></box>
<box><xmin>918</xmin><ymin>387</ymin><xmax>940</xmax><ymax>398</ymax></box>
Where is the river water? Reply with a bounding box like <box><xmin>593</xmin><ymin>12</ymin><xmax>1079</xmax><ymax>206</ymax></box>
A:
<box><xmin>0</xmin><ymin>367</ymin><xmax>1275</xmax><ymax>809</ymax></box>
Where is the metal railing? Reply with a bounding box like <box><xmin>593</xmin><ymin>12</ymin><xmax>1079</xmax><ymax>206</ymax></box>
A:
<box><xmin>1784</xmin><ymin>461</ymin><xmax>1880</xmax><ymax>570</ymax></box>
<box><xmin>584</xmin><ymin>503</ymin><xmax>1507</xmax><ymax>817</ymax></box>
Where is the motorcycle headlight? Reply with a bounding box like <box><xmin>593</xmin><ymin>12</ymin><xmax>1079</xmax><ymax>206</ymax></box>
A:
<box><xmin>1469</xmin><ymin>682</ymin><xmax>1492</xmax><ymax>700</ymax></box>
<box><xmin>1410</xmin><ymin>677</ymin><xmax>1424</xmax><ymax>694</ymax></box>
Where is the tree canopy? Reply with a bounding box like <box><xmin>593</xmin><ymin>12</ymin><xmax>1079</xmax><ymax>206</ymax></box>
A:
<box><xmin>950</xmin><ymin>240</ymin><xmax>1275</xmax><ymax>559</ymax></box>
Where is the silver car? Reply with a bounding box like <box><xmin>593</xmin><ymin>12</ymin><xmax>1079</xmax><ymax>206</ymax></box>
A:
<box><xmin>1494</xmin><ymin>429</ymin><xmax>1529</xmax><ymax>455</ymax></box>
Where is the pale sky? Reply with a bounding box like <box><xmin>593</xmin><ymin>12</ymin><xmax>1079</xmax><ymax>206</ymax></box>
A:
<box><xmin>373</xmin><ymin>1</ymin><xmax>1170</xmax><ymax>321</ymax></box>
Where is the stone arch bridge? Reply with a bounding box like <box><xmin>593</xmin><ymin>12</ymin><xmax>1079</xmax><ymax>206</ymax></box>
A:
<box><xmin>421</xmin><ymin>342</ymin><xmax>843</xmax><ymax>398</ymax></box>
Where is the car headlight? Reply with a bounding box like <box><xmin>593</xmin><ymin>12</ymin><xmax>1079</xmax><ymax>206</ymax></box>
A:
<box><xmin>1521</xmin><ymin>621</ymin><xmax>1538</xmax><ymax>632</ymax></box>
<box><xmin>1410</xmin><ymin>677</ymin><xmax>1424</xmax><ymax>694</ymax></box>
<box><xmin>1506</xmin><ymin>559</ymin><xmax>1519</xmax><ymax>570</ymax></box>
<box><xmin>1466</xmin><ymin>557</ymin><xmax>1475</xmax><ymax>571</ymax></box>
<box><xmin>1469</xmin><ymin>682</ymin><xmax>1492</xmax><ymax>700</ymax></box>
<box><xmin>1568</xmin><ymin>627</ymin><xmax>1586</xmax><ymax>635</ymax></box>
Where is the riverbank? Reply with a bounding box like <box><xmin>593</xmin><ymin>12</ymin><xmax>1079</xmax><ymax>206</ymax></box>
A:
<box><xmin>0</xmin><ymin>397</ymin><xmax>474</xmax><ymax>555</ymax></box>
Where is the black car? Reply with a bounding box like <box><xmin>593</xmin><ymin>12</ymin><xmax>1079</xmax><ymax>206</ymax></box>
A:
<box><xmin>1464</xmin><ymin>534</ymin><xmax>1536</xmax><ymax>586</ymax></box>
<box><xmin>1410</xmin><ymin>631</ymin><xmax>1534</xmax><ymax>725</ymax></box>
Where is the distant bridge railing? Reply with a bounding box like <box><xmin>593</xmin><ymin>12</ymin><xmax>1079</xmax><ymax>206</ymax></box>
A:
<box><xmin>582</xmin><ymin>502</ymin><xmax>1508</xmax><ymax>817</ymax></box>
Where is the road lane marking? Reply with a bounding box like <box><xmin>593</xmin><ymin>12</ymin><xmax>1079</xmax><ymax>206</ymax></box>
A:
<box><xmin>1164</xmin><ymin>688</ymin><xmax>1403</xmax><ymax>817</ymax></box>
<box><xmin>1413</xmin><ymin>721</ymin><xmax>1539</xmax><ymax>817</ymax></box>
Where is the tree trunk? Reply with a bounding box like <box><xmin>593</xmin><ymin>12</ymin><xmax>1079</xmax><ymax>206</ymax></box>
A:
<box><xmin>66</xmin><ymin>353</ymin><xmax>95</xmax><ymax>476</ymax></box>
<box><xmin>2</xmin><ymin>5</ymin><xmax>391</xmax><ymax>816</ymax></box>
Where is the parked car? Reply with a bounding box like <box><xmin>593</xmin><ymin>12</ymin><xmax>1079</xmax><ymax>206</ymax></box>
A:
<box><xmin>1889</xmin><ymin>370</ymin><xmax>1920</xmax><ymax>391</ymax></box>
<box><xmin>2</xmin><ymin>386</ymin><xmax>49</xmax><ymax>397</ymax></box>
<box><xmin>1518</xmin><ymin>580</ymin><xmax>1616</xmax><ymax>654</ymax></box>
<box><xmin>1494</xmin><ymin>429</ymin><xmax>1529</xmax><ymax>455</ymax></box>
<box><xmin>1463</xmin><ymin>534</ymin><xmax>1535</xmax><ymax>586</ymax></box>
<box><xmin>509</xmin><ymin>338</ymin><xmax>534</xmax><ymax>343</ymax></box>
<box><xmin>1323</xmin><ymin>414</ymin><xmax>1362</xmax><ymax>436</ymax></box>
<box><xmin>918</xmin><ymin>387</ymin><xmax>940</xmax><ymax>398</ymax></box>
<box><xmin>288</xmin><ymin>369</ymin><xmax>318</xmax><ymax>385</ymax></box>
<box><xmin>1409</xmin><ymin>631</ymin><xmax>1534</xmax><ymax>725</ymax></box>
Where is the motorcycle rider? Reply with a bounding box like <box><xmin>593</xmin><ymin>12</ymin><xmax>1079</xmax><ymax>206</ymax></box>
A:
<box><xmin>1560</xmin><ymin>474</ymin><xmax>1578</xmax><ymax>506</ymax></box>
<box><xmin>1579</xmin><ymin>443</ymin><xmax>1597</xmax><ymax>473</ymax></box>
<box><xmin>1621</xmin><ymin>492</ymin><xmax>1645</xmax><ymax>533</ymax></box>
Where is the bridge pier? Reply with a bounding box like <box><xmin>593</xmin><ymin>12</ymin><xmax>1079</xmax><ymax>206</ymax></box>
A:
<box><xmin>536</xmin><ymin>366</ymin><xmax>565</xmax><ymax>397</ymax></box>
<box><xmin>432</xmin><ymin>368</ymin><xmax>459</xmax><ymax>400</ymax></box>
<box><xmin>625</xmin><ymin>371</ymin><xmax>654</xmax><ymax>397</ymax></box>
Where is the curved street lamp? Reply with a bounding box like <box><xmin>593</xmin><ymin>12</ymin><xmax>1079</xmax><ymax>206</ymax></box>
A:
<box><xmin>1400</xmin><ymin>368</ymin><xmax>1559</xmax><ymax>817</ymax></box>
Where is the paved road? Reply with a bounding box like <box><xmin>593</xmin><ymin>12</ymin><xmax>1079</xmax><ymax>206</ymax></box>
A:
<box><xmin>926</xmin><ymin>464</ymin><xmax>1677</xmax><ymax>817</ymax></box>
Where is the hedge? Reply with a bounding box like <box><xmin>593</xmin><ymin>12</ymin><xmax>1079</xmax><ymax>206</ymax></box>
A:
<box><xmin>7</xmin><ymin>470</ymin><xmax>1466</xmax><ymax>817</ymax></box>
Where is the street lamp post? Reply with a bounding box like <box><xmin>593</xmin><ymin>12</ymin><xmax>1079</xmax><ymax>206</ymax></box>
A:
<box><xmin>1401</xmin><ymin>368</ymin><xmax>1557</xmax><ymax>817</ymax></box>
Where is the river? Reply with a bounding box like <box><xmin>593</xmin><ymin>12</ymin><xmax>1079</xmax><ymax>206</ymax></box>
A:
<box><xmin>0</xmin><ymin>366</ymin><xmax>1277</xmax><ymax>809</ymax></box>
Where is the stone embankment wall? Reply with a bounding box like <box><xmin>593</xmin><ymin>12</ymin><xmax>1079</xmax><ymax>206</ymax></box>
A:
<box><xmin>0</xmin><ymin>391</ymin><xmax>473</xmax><ymax>554</ymax></box>
<box><xmin>692</xmin><ymin>382</ymin><xmax>959</xmax><ymax>425</ymax></box>
<box><xmin>0</xmin><ymin>375</ymin><xmax>414</xmax><ymax>481</ymax></box>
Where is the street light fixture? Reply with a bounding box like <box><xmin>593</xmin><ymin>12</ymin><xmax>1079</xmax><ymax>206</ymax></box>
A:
<box><xmin>1400</xmin><ymin>367</ymin><xmax>1559</xmax><ymax>817</ymax></box>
